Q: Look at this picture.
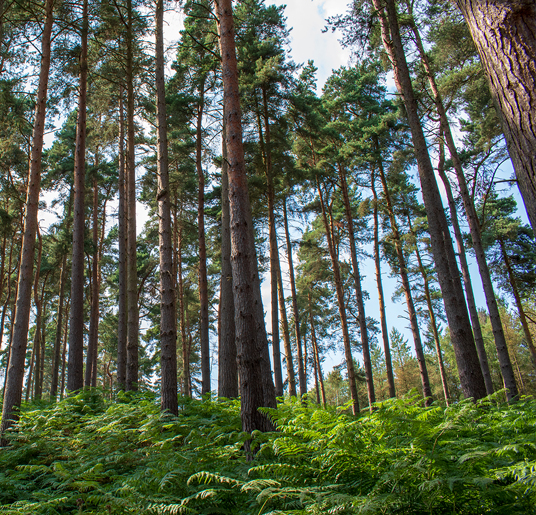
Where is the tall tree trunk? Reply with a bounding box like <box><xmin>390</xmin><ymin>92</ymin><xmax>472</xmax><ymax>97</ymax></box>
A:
<box><xmin>67</xmin><ymin>0</ymin><xmax>88</xmax><ymax>393</ymax></box>
<box><xmin>338</xmin><ymin>163</ymin><xmax>375</xmax><ymax>408</ymax></box>
<box><xmin>218</xmin><ymin>114</ymin><xmax>238</xmax><ymax>398</ymax></box>
<box><xmin>371</xmin><ymin>171</ymin><xmax>396</xmax><ymax>398</ymax></box>
<box><xmin>177</xmin><ymin>218</ymin><xmax>190</xmax><ymax>396</ymax></box>
<box><xmin>499</xmin><ymin>237</ymin><xmax>536</xmax><ymax>373</ymax></box>
<box><xmin>125</xmin><ymin>0</ymin><xmax>139</xmax><ymax>391</ymax></box>
<box><xmin>378</xmin><ymin>161</ymin><xmax>433</xmax><ymax>404</ymax></box>
<box><xmin>60</xmin><ymin>299</ymin><xmax>69</xmax><ymax>400</ymax></box>
<box><xmin>196</xmin><ymin>82</ymin><xmax>210</xmax><ymax>396</ymax></box>
<box><xmin>373</xmin><ymin>0</ymin><xmax>487</xmax><ymax>400</ymax></box>
<box><xmin>1</xmin><ymin>0</ymin><xmax>54</xmax><ymax>442</ymax></box>
<box><xmin>85</xmin><ymin>175</ymin><xmax>99</xmax><ymax>388</ymax></box>
<box><xmin>408</xmin><ymin>9</ymin><xmax>516</xmax><ymax>401</ymax></box>
<box><xmin>317</xmin><ymin>178</ymin><xmax>359</xmax><ymax>414</ymax></box>
<box><xmin>156</xmin><ymin>0</ymin><xmax>178</xmax><ymax>414</ymax></box>
<box><xmin>117</xmin><ymin>86</ymin><xmax>127</xmax><ymax>390</ymax></box>
<box><xmin>277</xmin><ymin>257</ymin><xmax>296</xmax><ymax>397</ymax></box>
<box><xmin>216</xmin><ymin>0</ymin><xmax>276</xmax><ymax>437</ymax></box>
<box><xmin>283</xmin><ymin>197</ymin><xmax>305</xmax><ymax>396</ymax></box>
<box><xmin>33</xmin><ymin>229</ymin><xmax>43</xmax><ymax>400</ymax></box>
<box><xmin>454</xmin><ymin>0</ymin><xmax>536</xmax><ymax>232</ymax></box>
<box><xmin>406</xmin><ymin>213</ymin><xmax>450</xmax><ymax>404</ymax></box>
<box><xmin>436</xmin><ymin>139</ymin><xmax>494</xmax><ymax>395</ymax></box>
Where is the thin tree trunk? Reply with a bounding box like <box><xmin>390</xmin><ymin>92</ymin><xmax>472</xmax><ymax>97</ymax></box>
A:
<box><xmin>408</xmin><ymin>9</ymin><xmax>517</xmax><ymax>401</ymax></box>
<box><xmin>283</xmin><ymin>197</ymin><xmax>305</xmax><ymax>396</ymax></box>
<box><xmin>373</xmin><ymin>0</ymin><xmax>487</xmax><ymax>400</ymax></box>
<box><xmin>317</xmin><ymin>178</ymin><xmax>359</xmax><ymax>414</ymax></box>
<box><xmin>454</xmin><ymin>0</ymin><xmax>536</xmax><ymax>233</ymax></box>
<box><xmin>338</xmin><ymin>163</ymin><xmax>375</xmax><ymax>408</ymax></box>
<box><xmin>499</xmin><ymin>237</ymin><xmax>536</xmax><ymax>373</ymax></box>
<box><xmin>125</xmin><ymin>0</ymin><xmax>139</xmax><ymax>391</ymax></box>
<box><xmin>371</xmin><ymin>171</ymin><xmax>396</xmax><ymax>398</ymax></box>
<box><xmin>218</xmin><ymin>112</ymin><xmax>238</xmax><ymax>398</ymax></box>
<box><xmin>60</xmin><ymin>300</ymin><xmax>69</xmax><ymax>400</ymax></box>
<box><xmin>85</xmin><ymin>175</ymin><xmax>99</xmax><ymax>388</ymax></box>
<box><xmin>33</xmin><ymin>229</ymin><xmax>43</xmax><ymax>400</ymax></box>
<box><xmin>1</xmin><ymin>0</ymin><xmax>54</xmax><ymax>441</ymax></box>
<box><xmin>216</xmin><ymin>0</ymin><xmax>276</xmax><ymax>438</ymax></box>
<box><xmin>308</xmin><ymin>296</ymin><xmax>326</xmax><ymax>406</ymax></box>
<box><xmin>117</xmin><ymin>86</ymin><xmax>127</xmax><ymax>390</ymax></box>
<box><xmin>277</xmin><ymin>256</ymin><xmax>296</xmax><ymax>397</ymax></box>
<box><xmin>436</xmin><ymin>138</ymin><xmax>494</xmax><ymax>395</ymax></box>
<box><xmin>177</xmin><ymin>219</ymin><xmax>189</xmax><ymax>396</ymax></box>
<box><xmin>67</xmin><ymin>0</ymin><xmax>88</xmax><ymax>393</ymax></box>
<box><xmin>156</xmin><ymin>0</ymin><xmax>178</xmax><ymax>414</ymax></box>
<box><xmin>196</xmin><ymin>82</ymin><xmax>210</xmax><ymax>396</ymax></box>
<box><xmin>378</xmin><ymin>160</ymin><xmax>433</xmax><ymax>403</ymax></box>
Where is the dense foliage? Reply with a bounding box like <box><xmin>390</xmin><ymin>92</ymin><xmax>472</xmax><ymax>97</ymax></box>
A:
<box><xmin>1</xmin><ymin>391</ymin><xmax>535</xmax><ymax>514</ymax></box>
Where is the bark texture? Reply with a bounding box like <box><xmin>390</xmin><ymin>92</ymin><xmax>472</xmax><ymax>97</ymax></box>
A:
<box><xmin>0</xmin><ymin>0</ymin><xmax>54</xmax><ymax>441</ymax></box>
<box><xmin>455</xmin><ymin>0</ymin><xmax>536</xmax><ymax>233</ymax></box>
<box><xmin>217</xmin><ymin>0</ymin><xmax>276</xmax><ymax>436</ymax></box>
<box><xmin>67</xmin><ymin>0</ymin><xmax>88</xmax><ymax>393</ymax></box>
<box><xmin>156</xmin><ymin>0</ymin><xmax>178</xmax><ymax>415</ymax></box>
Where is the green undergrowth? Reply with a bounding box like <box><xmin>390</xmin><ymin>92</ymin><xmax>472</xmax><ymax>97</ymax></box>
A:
<box><xmin>0</xmin><ymin>391</ymin><xmax>535</xmax><ymax>514</ymax></box>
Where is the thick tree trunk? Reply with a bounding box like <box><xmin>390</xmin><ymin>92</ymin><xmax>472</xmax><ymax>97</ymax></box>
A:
<box><xmin>125</xmin><ymin>0</ymin><xmax>138</xmax><ymax>391</ymax></box>
<box><xmin>67</xmin><ymin>0</ymin><xmax>88</xmax><ymax>393</ymax></box>
<box><xmin>216</xmin><ymin>0</ymin><xmax>276</xmax><ymax>437</ymax></box>
<box><xmin>85</xmin><ymin>176</ymin><xmax>99</xmax><ymax>388</ymax></box>
<box><xmin>338</xmin><ymin>164</ymin><xmax>375</xmax><ymax>408</ymax></box>
<box><xmin>378</xmin><ymin>160</ymin><xmax>433</xmax><ymax>404</ymax></box>
<box><xmin>409</xmin><ymin>11</ymin><xmax>516</xmax><ymax>401</ymax></box>
<box><xmin>1</xmin><ymin>0</ymin><xmax>54</xmax><ymax>442</ymax></box>
<box><xmin>156</xmin><ymin>0</ymin><xmax>178</xmax><ymax>415</ymax></box>
<box><xmin>117</xmin><ymin>86</ymin><xmax>127</xmax><ymax>390</ymax></box>
<box><xmin>218</xmin><ymin>115</ymin><xmax>238</xmax><ymax>398</ymax></box>
<box><xmin>317</xmin><ymin>179</ymin><xmax>359</xmax><ymax>415</ymax></box>
<box><xmin>283</xmin><ymin>197</ymin><xmax>306</xmax><ymax>396</ymax></box>
<box><xmin>436</xmin><ymin>140</ymin><xmax>494</xmax><ymax>395</ymax></box>
<box><xmin>277</xmin><ymin>256</ymin><xmax>296</xmax><ymax>397</ymax></box>
<box><xmin>196</xmin><ymin>83</ymin><xmax>210</xmax><ymax>396</ymax></box>
<box><xmin>454</xmin><ymin>0</ymin><xmax>536</xmax><ymax>233</ymax></box>
<box><xmin>374</xmin><ymin>0</ymin><xmax>487</xmax><ymax>400</ymax></box>
<box><xmin>371</xmin><ymin>172</ymin><xmax>396</xmax><ymax>398</ymax></box>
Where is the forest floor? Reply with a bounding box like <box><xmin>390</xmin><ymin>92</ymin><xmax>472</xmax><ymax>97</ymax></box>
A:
<box><xmin>0</xmin><ymin>390</ymin><xmax>535</xmax><ymax>514</ymax></box>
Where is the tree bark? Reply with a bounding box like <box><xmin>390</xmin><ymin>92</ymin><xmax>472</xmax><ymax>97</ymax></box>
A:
<box><xmin>216</xmin><ymin>0</ymin><xmax>276</xmax><ymax>437</ymax></box>
<box><xmin>125</xmin><ymin>0</ymin><xmax>139</xmax><ymax>391</ymax></box>
<box><xmin>371</xmin><ymin>171</ymin><xmax>396</xmax><ymax>398</ymax></box>
<box><xmin>454</xmin><ymin>0</ymin><xmax>536</xmax><ymax>233</ymax></box>
<box><xmin>1</xmin><ymin>0</ymin><xmax>54</xmax><ymax>442</ymax></box>
<box><xmin>374</xmin><ymin>0</ymin><xmax>487</xmax><ymax>400</ymax></box>
<box><xmin>156</xmin><ymin>0</ymin><xmax>178</xmax><ymax>415</ymax></box>
<box><xmin>67</xmin><ymin>0</ymin><xmax>88</xmax><ymax>393</ymax></box>
<box><xmin>117</xmin><ymin>86</ymin><xmax>127</xmax><ymax>390</ymax></box>
<box><xmin>283</xmin><ymin>197</ymin><xmax>305</xmax><ymax>396</ymax></box>
<box><xmin>409</xmin><ymin>9</ymin><xmax>517</xmax><ymax>401</ymax></box>
<box><xmin>177</xmin><ymin>216</ymin><xmax>190</xmax><ymax>396</ymax></box>
<box><xmin>308</xmin><ymin>296</ymin><xmax>326</xmax><ymax>406</ymax></box>
<box><xmin>85</xmin><ymin>175</ymin><xmax>99</xmax><ymax>388</ymax></box>
<box><xmin>218</xmin><ymin>114</ymin><xmax>238</xmax><ymax>398</ymax></box>
<box><xmin>33</xmin><ymin>229</ymin><xmax>43</xmax><ymax>400</ymax></box>
<box><xmin>196</xmin><ymin>81</ymin><xmax>210</xmax><ymax>396</ymax></box>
